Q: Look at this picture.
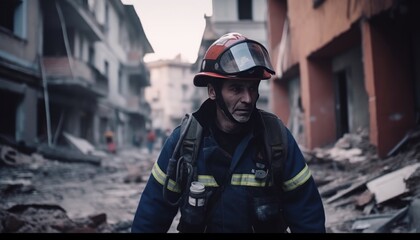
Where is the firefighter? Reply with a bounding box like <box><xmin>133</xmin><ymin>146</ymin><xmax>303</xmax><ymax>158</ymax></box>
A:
<box><xmin>131</xmin><ymin>32</ymin><xmax>326</xmax><ymax>233</ymax></box>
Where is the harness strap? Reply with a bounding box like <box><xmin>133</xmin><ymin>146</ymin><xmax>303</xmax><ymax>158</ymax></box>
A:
<box><xmin>259</xmin><ymin>110</ymin><xmax>288</xmax><ymax>187</ymax></box>
<box><xmin>180</xmin><ymin>113</ymin><xmax>203</xmax><ymax>181</ymax></box>
<box><xmin>163</xmin><ymin>113</ymin><xmax>201</xmax><ymax>206</ymax></box>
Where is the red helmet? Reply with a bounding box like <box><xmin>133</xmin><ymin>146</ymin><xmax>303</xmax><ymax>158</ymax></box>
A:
<box><xmin>193</xmin><ymin>32</ymin><xmax>275</xmax><ymax>87</ymax></box>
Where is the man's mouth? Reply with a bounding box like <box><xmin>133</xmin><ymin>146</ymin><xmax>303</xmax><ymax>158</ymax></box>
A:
<box><xmin>235</xmin><ymin>109</ymin><xmax>251</xmax><ymax>114</ymax></box>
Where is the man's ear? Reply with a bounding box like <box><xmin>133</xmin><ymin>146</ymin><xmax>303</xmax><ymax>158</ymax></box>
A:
<box><xmin>208</xmin><ymin>84</ymin><xmax>216</xmax><ymax>100</ymax></box>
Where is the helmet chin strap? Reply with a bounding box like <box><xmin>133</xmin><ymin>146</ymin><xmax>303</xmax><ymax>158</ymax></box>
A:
<box><xmin>214</xmin><ymin>87</ymin><xmax>259</xmax><ymax>126</ymax></box>
<box><xmin>215</xmin><ymin>93</ymin><xmax>241</xmax><ymax>125</ymax></box>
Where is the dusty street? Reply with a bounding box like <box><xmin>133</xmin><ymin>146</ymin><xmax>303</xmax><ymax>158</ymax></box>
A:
<box><xmin>0</xmin><ymin>147</ymin><xmax>153</xmax><ymax>232</ymax></box>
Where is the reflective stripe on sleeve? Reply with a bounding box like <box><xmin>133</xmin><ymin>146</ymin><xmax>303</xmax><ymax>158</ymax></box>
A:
<box><xmin>151</xmin><ymin>162</ymin><xmax>181</xmax><ymax>193</ymax></box>
<box><xmin>282</xmin><ymin>164</ymin><xmax>311</xmax><ymax>192</ymax></box>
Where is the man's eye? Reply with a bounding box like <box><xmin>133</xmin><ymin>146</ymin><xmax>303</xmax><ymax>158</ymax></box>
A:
<box><xmin>230</xmin><ymin>87</ymin><xmax>241</xmax><ymax>92</ymax></box>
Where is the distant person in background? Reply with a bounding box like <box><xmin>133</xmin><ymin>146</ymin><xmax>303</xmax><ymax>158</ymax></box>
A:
<box><xmin>105</xmin><ymin>130</ymin><xmax>116</xmax><ymax>154</ymax></box>
<box><xmin>146</xmin><ymin>129</ymin><xmax>156</xmax><ymax>154</ymax></box>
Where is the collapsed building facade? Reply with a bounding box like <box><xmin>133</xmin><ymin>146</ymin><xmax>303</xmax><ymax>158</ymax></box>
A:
<box><xmin>267</xmin><ymin>0</ymin><xmax>420</xmax><ymax>158</ymax></box>
<box><xmin>0</xmin><ymin>0</ymin><xmax>153</xmax><ymax>151</ymax></box>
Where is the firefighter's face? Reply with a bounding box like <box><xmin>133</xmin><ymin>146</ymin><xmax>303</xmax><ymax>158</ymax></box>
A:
<box><xmin>220</xmin><ymin>79</ymin><xmax>260</xmax><ymax>123</ymax></box>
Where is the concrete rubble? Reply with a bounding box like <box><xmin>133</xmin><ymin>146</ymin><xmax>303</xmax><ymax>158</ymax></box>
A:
<box><xmin>308</xmin><ymin>126</ymin><xmax>420</xmax><ymax>233</ymax></box>
<box><xmin>0</xmin><ymin>137</ymin><xmax>155</xmax><ymax>233</ymax></box>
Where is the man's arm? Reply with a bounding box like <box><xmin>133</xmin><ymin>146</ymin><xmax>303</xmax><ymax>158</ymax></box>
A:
<box><xmin>281</xmin><ymin>128</ymin><xmax>326</xmax><ymax>233</ymax></box>
<box><xmin>131</xmin><ymin>127</ymin><xmax>182</xmax><ymax>233</ymax></box>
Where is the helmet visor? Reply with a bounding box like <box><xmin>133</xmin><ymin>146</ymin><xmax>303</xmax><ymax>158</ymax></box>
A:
<box><xmin>218</xmin><ymin>41</ymin><xmax>275</xmax><ymax>75</ymax></box>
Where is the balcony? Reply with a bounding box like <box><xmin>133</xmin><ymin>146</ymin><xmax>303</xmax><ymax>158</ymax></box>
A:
<box><xmin>61</xmin><ymin>0</ymin><xmax>103</xmax><ymax>41</ymax></box>
<box><xmin>42</xmin><ymin>0</ymin><xmax>103</xmax><ymax>42</ymax></box>
<box><xmin>124</xmin><ymin>96</ymin><xmax>151</xmax><ymax>117</ymax></box>
<box><xmin>42</xmin><ymin>57</ymin><xmax>108</xmax><ymax>98</ymax></box>
<box><xmin>123</xmin><ymin>62</ymin><xmax>150</xmax><ymax>88</ymax></box>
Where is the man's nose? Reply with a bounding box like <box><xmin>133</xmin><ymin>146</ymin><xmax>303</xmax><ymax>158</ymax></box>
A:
<box><xmin>241</xmin><ymin>89</ymin><xmax>253</xmax><ymax>103</ymax></box>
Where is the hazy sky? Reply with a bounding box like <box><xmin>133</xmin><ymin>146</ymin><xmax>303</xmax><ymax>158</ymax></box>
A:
<box><xmin>121</xmin><ymin>0</ymin><xmax>213</xmax><ymax>63</ymax></box>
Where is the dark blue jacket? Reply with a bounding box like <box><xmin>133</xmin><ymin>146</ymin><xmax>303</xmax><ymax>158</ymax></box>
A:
<box><xmin>131</xmin><ymin>99</ymin><xmax>325</xmax><ymax>233</ymax></box>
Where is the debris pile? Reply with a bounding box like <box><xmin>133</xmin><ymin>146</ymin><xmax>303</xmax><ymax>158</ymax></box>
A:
<box><xmin>308</xmin><ymin>127</ymin><xmax>420</xmax><ymax>233</ymax></box>
<box><xmin>0</xmin><ymin>134</ymin><xmax>154</xmax><ymax>233</ymax></box>
<box><xmin>0</xmin><ymin>204</ymin><xmax>116</xmax><ymax>233</ymax></box>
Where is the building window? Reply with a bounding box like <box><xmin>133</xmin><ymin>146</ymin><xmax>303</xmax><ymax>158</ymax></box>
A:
<box><xmin>104</xmin><ymin>61</ymin><xmax>109</xmax><ymax>78</ymax></box>
<box><xmin>104</xmin><ymin>1</ymin><xmax>109</xmax><ymax>32</ymax></box>
<box><xmin>88</xmin><ymin>45</ymin><xmax>95</xmax><ymax>66</ymax></box>
<box><xmin>78</xmin><ymin>38</ymin><xmax>84</xmax><ymax>60</ymax></box>
<box><xmin>0</xmin><ymin>0</ymin><xmax>26</xmax><ymax>38</ymax></box>
<box><xmin>181</xmin><ymin>84</ymin><xmax>188</xmax><ymax>100</ymax></box>
<box><xmin>118</xmin><ymin>69</ymin><xmax>123</xmax><ymax>95</ymax></box>
<box><xmin>313</xmin><ymin>0</ymin><xmax>325</xmax><ymax>8</ymax></box>
<box><xmin>238</xmin><ymin>0</ymin><xmax>252</xmax><ymax>20</ymax></box>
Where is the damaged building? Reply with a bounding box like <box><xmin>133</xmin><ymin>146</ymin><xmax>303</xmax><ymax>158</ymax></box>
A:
<box><xmin>0</xmin><ymin>0</ymin><xmax>153</xmax><ymax>152</ymax></box>
<box><xmin>263</xmin><ymin>1</ymin><xmax>420</xmax><ymax>231</ymax></box>
<box><xmin>267</xmin><ymin>0</ymin><xmax>420</xmax><ymax>158</ymax></box>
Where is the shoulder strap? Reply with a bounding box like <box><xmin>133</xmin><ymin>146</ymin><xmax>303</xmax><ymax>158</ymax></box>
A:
<box><xmin>179</xmin><ymin>113</ymin><xmax>203</xmax><ymax>181</ymax></box>
<box><xmin>259</xmin><ymin>110</ymin><xmax>288</xmax><ymax>188</ymax></box>
<box><xmin>163</xmin><ymin>113</ymin><xmax>203</xmax><ymax>206</ymax></box>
